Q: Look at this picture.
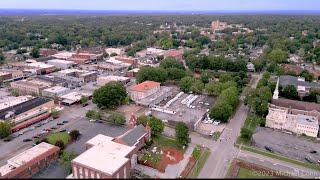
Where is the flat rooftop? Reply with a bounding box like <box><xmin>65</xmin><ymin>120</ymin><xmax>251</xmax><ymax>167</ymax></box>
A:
<box><xmin>72</xmin><ymin>134</ymin><xmax>135</xmax><ymax>176</ymax></box>
<box><xmin>26</xmin><ymin>62</ymin><xmax>55</xmax><ymax>69</ymax></box>
<box><xmin>0</xmin><ymin>142</ymin><xmax>59</xmax><ymax>176</ymax></box>
<box><xmin>43</xmin><ymin>86</ymin><xmax>70</xmax><ymax>93</ymax></box>
<box><xmin>47</xmin><ymin>59</ymin><xmax>75</xmax><ymax>65</ymax></box>
<box><xmin>296</xmin><ymin>114</ymin><xmax>319</xmax><ymax>127</ymax></box>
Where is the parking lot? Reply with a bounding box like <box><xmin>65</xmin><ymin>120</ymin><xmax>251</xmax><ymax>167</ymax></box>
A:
<box><xmin>252</xmin><ymin>127</ymin><xmax>320</xmax><ymax>164</ymax></box>
<box><xmin>152</xmin><ymin>91</ymin><xmax>214</xmax><ymax>130</ymax></box>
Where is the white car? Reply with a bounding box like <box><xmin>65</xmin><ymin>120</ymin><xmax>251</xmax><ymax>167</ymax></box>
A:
<box><xmin>162</xmin><ymin>119</ymin><xmax>168</xmax><ymax>123</ymax></box>
<box><xmin>205</xmin><ymin>103</ymin><xmax>210</xmax><ymax>106</ymax></box>
<box><xmin>89</xmin><ymin>119</ymin><xmax>96</xmax><ymax>122</ymax></box>
<box><xmin>213</xmin><ymin>121</ymin><xmax>221</xmax><ymax>125</ymax></box>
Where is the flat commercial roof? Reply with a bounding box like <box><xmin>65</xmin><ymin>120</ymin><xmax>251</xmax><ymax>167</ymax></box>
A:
<box><xmin>26</xmin><ymin>62</ymin><xmax>55</xmax><ymax>69</ymax></box>
<box><xmin>47</xmin><ymin>59</ymin><xmax>75</xmax><ymax>65</ymax></box>
<box><xmin>296</xmin><ymin>114</ymin><xmax>319</xmax><ymax>126</ymax></box>
<box><xmin>72</xmin><ymin>134</ymin><xmax>135</xmax><ymax>175</ymax></box>
<box><xmin>0</xmin><ymin>142</ymin><xmax>59</xmax><ymax>176</ymax></box>
<box><xmin>0</xmin><ymin>97</ymin><xmax>51</xmax><ymax>120</ymax></box>
<box><xmin>97</xmin><ymin>75</ymin><xmax>129</xmax><ymax>82</ymax></box>
<box><xmin>43</xmin><ymin>86</ymin><xmax>70</xmax><ymax>93</ymax></box>
<box><xmin>86</xmin><ymin>134</ymin><xmax>115</xmax><ymax>146</ymax></box>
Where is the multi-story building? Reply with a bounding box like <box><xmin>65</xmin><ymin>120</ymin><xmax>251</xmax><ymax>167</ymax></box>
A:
<box><xmin>71</xmin><ymin>53</ymin><xmax>97</xmax><ymax>65</ymax></box>
<box><xmin>68</xmin><ymin>124</ymin><xmax>151</xmax><ymax>179</ymax></box>
<box><xmin>51</xmin><ymin>51</ymin><xmax>75</xmax><ymax>60</ymax></box>
<box><xmin>10</xmin><ymin>78</ymin><xmax>52</xmax><ymax>96</ymax></box>
<box><xmin>51</xmin><ymin>69</ymin><xmax>97</xmax><ymax>87</ymax></box>
<box><xmin>0</xmin><ymin>142</ymin><xmax>60</xmax><ymax>178</ymax></box>
<box><xmin>42</xmin><ymin>86</ymin><xmax>70</xmax><ymax>98</ymax></box>
<box><xmin>266</xmin><ymin>104</ymin><xmax>319</xmax><ymax>137</ymax></box>
<box><xmin>129</xmin><ymin>81</ymin><xmax>161</xmax><ymax>101</ymax></box>
<box><xmin>163</xmin><ymin>49</ymin><xmax>184</xmax><ymax>60</ymax></box>
<box><xmin>25</xmin><ymin>62</ymin><xmax>57</xmax><ymax>75</ymax></box>
<box><xmin>47</xmin><ymin>59</ymin><xmax>76</xmax><ymax>70</ymax></box>
<box><xmin>39</xmin><ymin>48</ymin><xmax>58</xmax><ymax>57</ymax></box>
<box><xmin>97</xmin><ymin>75</ymin><xmax>130</xmax><ymax>86</ymax></box>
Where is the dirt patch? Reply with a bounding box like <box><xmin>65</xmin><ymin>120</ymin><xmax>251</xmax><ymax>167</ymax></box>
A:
<box><xmin>139</xmin><ymin>147</ymin><xmax>184</xmax><ymax>173</ymax></box>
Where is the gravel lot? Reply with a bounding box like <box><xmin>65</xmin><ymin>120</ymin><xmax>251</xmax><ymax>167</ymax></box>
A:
<box><xmin>252</xmin><ymin>127</ymin><xmax>320</xmax><ymax>164</ymax></box>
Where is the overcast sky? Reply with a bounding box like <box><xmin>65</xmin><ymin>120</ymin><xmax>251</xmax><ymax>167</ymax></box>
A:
<box><xmin>0</xmin><ymin>0</ymin><xmax>319</xmax><ymax>11</ymax></box>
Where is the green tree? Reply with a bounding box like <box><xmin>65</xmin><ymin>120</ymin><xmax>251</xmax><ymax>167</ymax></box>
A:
<box><xmin>166</xmin><ymin>68</ymin><xmax>186</xmax><ymax>81</ymax></box>
<box><xmin>266</xmin><ymin>48</ymin><xmax>288</xmax><ymax>63</ymax></box>
<box><xmin>137</xmin><ymin>116</ymin><xmax>164</xmax><ymax>137</ymax></box>
<box><xmin>30</xmin><ymin>47</ymin><xmax>40</xmax><ymax>58</ymax></box>
<box><xmin>240</xmin><ymin>128</ymin><xmax>253</xmax><ymax>141</ymax></box>
<box><xmin>69</xmin><ymin>130</ymin><xmax>80</xmax><ymax>141</ymax></box>
<box><xmin>160</xmin><ymin>57</ymin><xmax>185</xmax><ymax>70</ymax></box>
<box><xmin>59</xmin><ymin>151</ymin><xmax>79</xmax><ymax>173</ymax></box>
<box><xmin>110</xmin><ymin>52</ymin><xmax>118</xmax><ymax>57</ymax></box>
<box><xmin>190</xmin><ymin>79</ymin><xmax>205</xmax><ymax>94</ymax></box>
<box><xmin>107</xmin><ymin>112</ymin><xmax>126</xmax><ymax>125</ymax></box>
<box><xmin>209</xmin><ymin>102</ymin><xmax>233</xmax><ymax>123</ymax></box>
<box><xmin>299</xmin><ymin>70</ymin><xmax>314</xmax><ymax>82</ymax></box>
<box><xmin>51</xmin><ymin>109</ymin><xmax>60</xmax><ymax>119</ymax></box>
<box><xmin>85</xmin><ymin>110</ymin><xmax>101</xmax><ymax>119</ymax></box>
<box><xmin>93</xmin><ymin>82</ymin><xmax>127</xmax><ymax>109</ymax></box>
<box><xmin>179</xmin><ymin>76</ymin><xmax>194</xmax><ymax>93</ymax></box>
<box><xmin>0</xmin><ymin>121</ymin><xmax>11</xmax><ymax>139</ymax></box>
<box><xmin>281</xmin><ymin>85</ymin><xmax>299</xmax><ymax>100</ymax></box>
<box><xmin>175</xmin><ymin>122</ymin><xmax>190</xmax><ymax>146</ymax></box>
<box><xmin>136</xmin><ymin>66</ymin><xmax>168</xmax><ymax>84</ymax></box>
<box><xmin>55</xmin><ymin>140</ymin><xmax>65</xmax><ymax>149</ymax></box>
<box><xmin>80</xmin><ymin>96</ymin><xmax>88</xmax><ymax>105</ymax></box>
<box><xmin>0</xmin><ymin>51</ymin><xmax>5</xmax><ymax>63</ymax></box>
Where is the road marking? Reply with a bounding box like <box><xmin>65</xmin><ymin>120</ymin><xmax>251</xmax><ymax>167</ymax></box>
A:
<box><xmin>273</xmin><ymin>163</ymin><xmax>277</xmax><ymax>165</ymax></box>
<box><xmin>259</xmin><ymin>159</ymin><xmax>264</xmax><ymax>162</ymax></box>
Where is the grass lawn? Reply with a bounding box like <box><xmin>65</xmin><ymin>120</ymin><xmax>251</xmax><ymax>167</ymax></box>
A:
<box><xmin>47</xmin><ymin>132</ymin><xmax>70</xmax><ymax>145</ymax></box>
<box><xmin>237</xmin><ymin>167</ymin><xmax>274</xmax><ymax>179</ymax></box>
<box><xmin>153</xmin><ymin>135</ymin><xmax>182</xmax><ymax>150</ymax></box>
<box><xmin>241</xmin><ymin>145</ymin><xmax>320</xmax><ymax>172</ymax></box>
<box><xmin>187</xmin><ymin>148</ymin><xmax>211</xmax><ymax>178</ymax></box>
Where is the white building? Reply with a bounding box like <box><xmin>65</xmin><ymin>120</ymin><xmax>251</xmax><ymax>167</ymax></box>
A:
<box><xmin>42</xmin><ymin>86</ymin><xmax>70</xmax><ymax>98</ymax></box>
<box><xmin>266</xmin><ymin>105</ymin><xmax>319</xmax><ymax>137</ymax></box>
<box><xmin>47</xmin><ymin>59</ymin><xmax>75</xmax><ymax>70</ymax></box>
<box><xmin>51</xmin><ymin>51</ymin><xmax>75</xmax><ymax>60</ymax></box>
<box><xmin>105</xmin><ymin>48</ymin><xmax>124</xmax><ymax>56</ymax></box>
<box><xmin>97</xmin><ymin>75</ymin><xmax>130</xmax><ymax>86</ymax></box>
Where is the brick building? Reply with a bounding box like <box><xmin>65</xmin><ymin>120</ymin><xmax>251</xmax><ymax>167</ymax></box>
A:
<box><xmin>0</xmin><ymin>142</ymin><xmax>60</xmax><ymax>178</ymax></box>
<box><xmin>68</xmin><ymin>124</ymin><xmax>151</xmax><ymax>179</ymax></box>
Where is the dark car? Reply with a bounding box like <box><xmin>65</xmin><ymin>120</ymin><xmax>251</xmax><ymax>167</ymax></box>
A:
<box><xmin>57</xmin><ymin>123</ymin><xmax>64</xmax><ymax>126</ymax></box>
<box><xmin>35</xmin><ymin>124</ymin><xmax>42</xmax><ymax>128</ymax></box>
<box><xmin>97</xmin><ymin>120</ymin><xmax>104</xmax><ymax>124</ymax></box>
<box><xmin>51</xmin><ymin>126</ymin><xmax>58</xmax><ymax>130</ymax></box>
<box><xmin>32</xmin><ymin>135</ymin><xmax>41</xmax><ymax>139</ymax></box>
<box><xmin>82</xmin><ymin>103</ymin><xmax>88</xmax><ymax>107</ymax></box>
<box><xmin>23</xmin><ymin>139</ymin><xmax>32</xmax><ymax>142</ymax></box>
<box><xmin>305</xmin><ymin>157</ymin><xmax>313</xmax><ymax>163</ymax></box>
<box><xmin>3</xmin><ymin>137</ymin><xmax>13</xmax><ymax>142</ymax></box>
<box><xmin>59</xmin><ymin>129</ymin><xmax>67</xmax><ymax>132</ymax></box>
<box><xmin>264</xmin><ymin>146</ymin><xmax>274</xmax><ymax>153</ymax></box>
<box><xmin>62</xmin><ymin>121</ymin><xmax>69</xmax><ymax>124</ymax></box>
<box><xmin>310</xmin><ymin>150</ymin><xmax>317</xmax><ymax>154</ymax></box>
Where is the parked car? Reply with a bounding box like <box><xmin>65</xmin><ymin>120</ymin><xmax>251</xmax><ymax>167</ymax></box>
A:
<box><xmin>213</xmin><ymin>121</ymin><xmax>221</xmax><ymax>126</ymax></box>
<box><xmin>59</xmin><ymin>129</ymin><xmax>67</xmax><ymax>133</ymax></box>
<box><xmin>82</xmin><ymin>103</ymin><xmax>88</xmax><ymax>107</ymax></box>
<box><xmin>32</xmin><ymin>135</ymin><xmax>40</xmax><ymax>139</ymax></box>
<box><xmin>3</xmin><ymin>137</ymin><xmax>13</xmax><ymax>142</ymax></box>
<box><xmin>62</xmin><ymin>120</ymin><xmax>69</xmax><ymax>124</ymax></box>
<box><xmin>51</xmin><ymin>126</ymin><xmax>58</xmax><ymax>130</ymax></box>
<box><xmin>35</xmin><ymin>124</ymin><xmax>42</xmax><ymax>128</ymax></box>
<box><xmin>318</xmin><ymin>160</ymin><xmax>320</xmax><ymax>164</ymax></box>
<box><xmin>89</xmin><ymin>119</ymin><xmax>96</xmax><ymax>122</ymax></box>
<box><xmin>57</xmin><ymin>123</ymin><xmax>64</xmax><ymax>126</ymax></box>
<box><xmin>23</xmin><ymin>138</ymin><xmax>32</xmax><ymax>142</ymax></box>
<box><xmin>264</xmin><ymin>146</ymin><xmax>274</xmax><ymax>153</ymax></box>
<box><xmin>310</xmin><ymin>150</ymin><xmax>317</xmax><ymax>154</ymax></box>
<box><xmin>97</xmin><ymin>120</ymin><xmax>104</xmax><ymax>124</ymax></box>
<box><xmin>305</xmin><ymin>156</ymin><xmax>313</xmax><ymax>163</ymax></box>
